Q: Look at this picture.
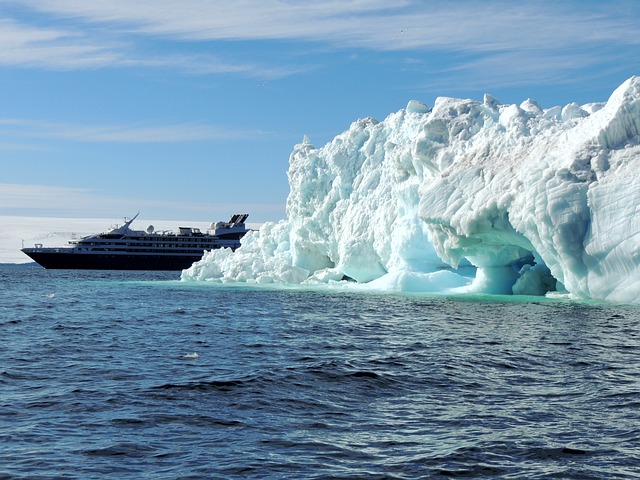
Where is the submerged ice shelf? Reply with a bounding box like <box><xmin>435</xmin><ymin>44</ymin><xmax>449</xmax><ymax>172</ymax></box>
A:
<box><xmin>183</xmin><ymin>77</ymin><xmax>640</xmax><ymax>304</ymax></box>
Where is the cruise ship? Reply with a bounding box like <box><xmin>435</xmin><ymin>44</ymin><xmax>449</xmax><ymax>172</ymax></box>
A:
<box><xmin>21</xmin><ymin>213</ymin><xmax>249</xmax><ymax>270</ymax></box>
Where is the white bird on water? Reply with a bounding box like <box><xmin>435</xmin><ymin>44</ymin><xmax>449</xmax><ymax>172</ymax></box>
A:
<box><xmin>183</xmin><ymin>352</ymin><xmax>199</xmax><ymax>359</ymax></box>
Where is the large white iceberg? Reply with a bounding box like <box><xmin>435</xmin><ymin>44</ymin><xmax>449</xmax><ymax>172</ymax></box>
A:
<box><xmin>183</xmin><ymin>77</ymin><xmax>640</xmax><ymax>304</ymax></box>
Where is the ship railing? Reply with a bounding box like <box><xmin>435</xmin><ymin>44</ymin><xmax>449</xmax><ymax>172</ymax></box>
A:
<box><xmin>28</xmin><ymin>246</ymin><xmax>72</xmax><ymax>253</ymax></box>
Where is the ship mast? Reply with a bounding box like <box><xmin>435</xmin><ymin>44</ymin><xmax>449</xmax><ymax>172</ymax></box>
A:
<box><xmin>123</xmin><ymin>212</ymin><xmax>140</xmax><ymax>229</ymax></box>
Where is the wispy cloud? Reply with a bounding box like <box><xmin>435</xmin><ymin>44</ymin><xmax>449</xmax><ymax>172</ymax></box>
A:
<box><xmin>423</xmin><ymin>50</ymin><xmax>610</xmax><ymax>92</ymax></box>
<box><xmin>8</xmin><ymin>0</ymin><xmax>403</xmax><ymax>42</ymax></box>
<box><xmin>0</xmin><ymin>18</ymin><xmax>121</xmax><ymax>69</ymax></box>
<box><xmin>0</xmin><ymin>118</ymin><xmax>261</xmax><ymax>143</ymax></box>
<box><xmin>10</xmin><ymin>1</ymin><xmax>640</xmax><ymax>50</ymax></box>
<box><xmin>132</xmin><ymin>53</ymin><xmax>312</xmax><ymax>79</ymax></box>
<box><xmin>0</xmin><ymin>183</ymin><xmax>283</xmax><ymax>221</ymax></box>
<box><xmin>1</xmin><ymin>0</ymin><xmax>638</xmax><ymax>79</ymax></box>
<box><xmin>0</xmin><ymin>183</ymin><xmax>95</xmax><ymax>211</ymax></box>
<box><xmin>0</xmin><ymin>15</ymin><xmax>304</xmax><ymax>77</ymax></box>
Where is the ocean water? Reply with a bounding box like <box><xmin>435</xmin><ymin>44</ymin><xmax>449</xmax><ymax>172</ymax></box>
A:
<box><xmin>1</xmin><ymin>264</ymin><xmax>640</xmax><ymax>479</ymax></box>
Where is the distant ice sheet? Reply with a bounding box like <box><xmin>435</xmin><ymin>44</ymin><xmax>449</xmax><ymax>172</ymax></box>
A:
<box><xmin>183</xmin><ymin>77</ymin><xmax>640</xmax><ymax>303</ymax></box>
<box><xmin>0</xmin><ymin>216</ymin><xmax>103</xmax><ymax>264</ymax></box>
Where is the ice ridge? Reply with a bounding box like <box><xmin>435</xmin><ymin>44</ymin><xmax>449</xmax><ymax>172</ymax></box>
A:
<box><xmin>182</xmin><ymin>77</ymin><xmax>640</xmax><ymax>304</ymax></box>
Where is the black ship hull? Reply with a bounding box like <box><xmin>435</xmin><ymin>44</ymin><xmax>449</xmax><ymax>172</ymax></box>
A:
<box><xmin>22</xmin><ymin>250</ymin><xmax>206</xmax><ymax>271</ymax></box>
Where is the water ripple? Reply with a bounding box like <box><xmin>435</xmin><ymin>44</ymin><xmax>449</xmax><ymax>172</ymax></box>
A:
<box><xmin>1</xmin><ymin>267</ymin><xmax>639</xmax><ymax>479</ymax></box>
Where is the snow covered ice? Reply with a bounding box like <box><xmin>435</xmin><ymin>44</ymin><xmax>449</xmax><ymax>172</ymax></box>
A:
<box><xmin>183</xmin><ymin>77</ymin><xmax>640</xmax><ymax>304</ymax></box>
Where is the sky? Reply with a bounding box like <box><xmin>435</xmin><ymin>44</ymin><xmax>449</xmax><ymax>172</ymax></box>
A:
<box><xmin>1</xmin><ymin>0</ymin><xmax>639</xmax><ymax>224</ymax></box>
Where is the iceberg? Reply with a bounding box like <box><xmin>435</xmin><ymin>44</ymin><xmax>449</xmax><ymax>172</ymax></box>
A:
<box><xmin>182</xmin><ymin>77</ymin><xmax>640</xmax><ymax>304</ymax></box>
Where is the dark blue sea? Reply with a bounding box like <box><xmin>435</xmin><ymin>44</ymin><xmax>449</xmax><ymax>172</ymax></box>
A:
<box><xmin>2</xmin><ymin>263</ymin><xmax>640</xmax><ymax>479</ymax></box>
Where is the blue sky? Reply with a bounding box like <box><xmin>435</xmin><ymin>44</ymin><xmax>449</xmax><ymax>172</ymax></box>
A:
<box><xmin>1</xmin><ymin>0</ymin><xmax>639</xmax><ymax>223</ymax></box>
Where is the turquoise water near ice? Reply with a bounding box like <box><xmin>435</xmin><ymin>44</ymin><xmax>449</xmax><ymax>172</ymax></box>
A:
<box><xmin>1</xmin><ymin>264</ymin><xmax>640</xmax><ymax>479</ymax></box>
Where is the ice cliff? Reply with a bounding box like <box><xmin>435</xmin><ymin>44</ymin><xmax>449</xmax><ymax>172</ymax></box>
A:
<box><xmin>183</xmin><ymin>77</ymin><xmax>640</xmax><ymax>304</ymax></box>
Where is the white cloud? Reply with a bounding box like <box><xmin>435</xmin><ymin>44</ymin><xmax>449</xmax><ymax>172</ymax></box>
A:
<box><xmin>0</xmin><ymin>15</ymin><xmax>304</xmax><ymax>77</ymax></box>
<box><xmin>1</xmin><ymin>0</ymin><xmax>638</xmax><ymax>78</ymax></box>
<box><xmin>0</xmin><ymin>183</ymin><xmax>284</xmax><ymax>224</ymax></box>
<box><xmin>426</xmin><ymin>51</ymin><xmax>606</xmax><ymax>92</ymax></box>
<box><xmin>0</xmin><ymin>183</ymin><xmax>95</xmax><ymax>211</ymax></box>
<box><xmin>133</xmin><ymin>53</ymin><xmax>312</xmax><ymax>79</ymax></box>
<box><xmin>11</xmin><ymin>0</ymin><xmax>640</xmax><ymax>50</ymax></box>
<box><xmin>8</xmin><ymin>0</ymin><xmax>402</xmax><ymax>41</ymax></box>
<box><xmin>0</xmin><ymin>118</ymin><xmax>261</xmax><ymax>143</ymax></box>
<box><xmin>0</xmin><ymin>18</ymin><xmax>122</xmax><ymax>69</ymax></box>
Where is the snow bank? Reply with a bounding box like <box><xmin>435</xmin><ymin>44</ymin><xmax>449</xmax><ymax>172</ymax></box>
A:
<box><xmin>183</xmin><ymin>77</ymin><xmax>640</xmax><ymax>304</ymax></box>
